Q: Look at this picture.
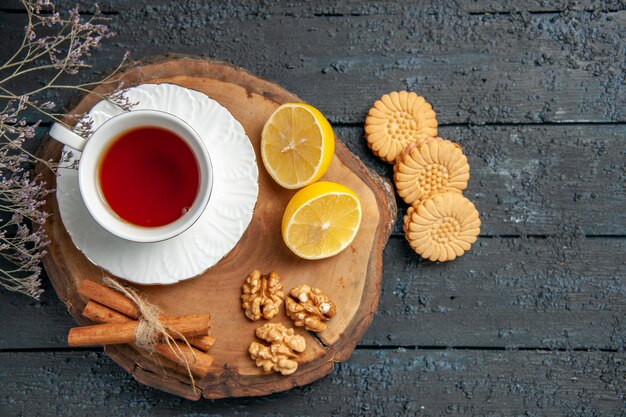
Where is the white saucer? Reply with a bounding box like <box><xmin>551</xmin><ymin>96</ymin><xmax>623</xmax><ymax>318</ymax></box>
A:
<box><xmin>56</xmin><ymin>83</ymin><xmax>259</xmax><ymax>285</ymax></box>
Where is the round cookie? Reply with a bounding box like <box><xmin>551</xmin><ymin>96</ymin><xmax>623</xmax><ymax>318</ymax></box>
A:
<box><xmin>364</xmin><ymin>91</ymin><xmax>438</xmax><ymax>164</ymax></box>
<box><xmin>404</xmin><ymin>192</ymin><xmax>480</xmax><ymax>262</ymax></box>
<box><xmin>403</xmin><ymin>136</ymin><xmax>462</xmax><ymax>158</ymax></box>
<box><xmin>394</xmin><ymin>140</ymin><xmax>469</xmax><ymax>206</ymax></box>
<box><xmin>402</xmin><ymin>205</ymin><xmax>416</xmax><ymax>235</ymax></box>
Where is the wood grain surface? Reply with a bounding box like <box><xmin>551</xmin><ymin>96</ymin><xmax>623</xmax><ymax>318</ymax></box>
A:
<box><xmin>1</xmin><ymin>349</ymin><xmax>623</xmax><ymax>416</ymax></box>
<box><xmin>0</xmin><ymin>0</ymin><xmax>624</xmax><ymax>415</ymax></box>
<box><xmin>35</xmin><ymin>57</ymin><xmax>396</xmax><ymax>399</ymax></box>
<box><xmin>2</xmin><ymin>3</ymin><xmax>625</xmax><ymax>125</ymax></box>
<box><xmin>2</xmin><ymin>236</ymin><xmax>624</xmax><ymax>351</ymax></box>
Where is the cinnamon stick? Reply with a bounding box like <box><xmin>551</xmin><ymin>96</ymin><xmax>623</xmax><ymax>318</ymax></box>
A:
<box><xmin>82</xmin><ymin>301</ymin><xmax>215</xmax><ymax>352</ymax></box>
<box><xmin>82</xmin><ymin>301</ymin><xmax>213</xmax><ymax>376</ymax></box>
<box><xmin>82</xmin><ymin>300</ymin><xmax>130</xmax><ymax>324</ymax></box>
<box><xmin>68</xmin><ymin>313</ymin><xmax>210</xmax><ymax>347</ymax></box>
<box><xmin>154</xmin><ymin>341</ymin><xmax>214</xmax><ymax>376</ymax></box>
<box><xmin>78</xmin><ymin>279</ymin><xmax>140</xmax><ymax>319</ymax></box>
<box><xmin>189</xmin><ymin>335</ymin><xmax>216</xmax><ymax>351</ymax></box>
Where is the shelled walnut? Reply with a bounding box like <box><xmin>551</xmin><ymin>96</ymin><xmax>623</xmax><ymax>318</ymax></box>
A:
<box><xmin>285</xmin><ymin>285</ymin><xmax>336</xmax><ymax>332</ymax></box>
<box><xmin>248</xmin><ymin>322</ymin><xmax>306</xmax><ymax>375</ymax></box>
<box><xmin>241</xmin><ymin>270</ymin><xmax>284</xmax><ymax>321</ymax></box>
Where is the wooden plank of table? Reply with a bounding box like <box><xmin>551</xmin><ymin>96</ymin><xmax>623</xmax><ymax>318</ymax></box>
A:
<box><xmin>0</xmin><ymin>277</ymin><xmax>73</xmax><ymax>349</ymax></box>
<box><xmin>0</xmin><ymin>0</ymin><xmax>623</xmax><ymax>410</ymax></box>
<box><xmin>2</xmin><ymin>123</ymin><xmax>624</xmax><ymax>237</ymax></box>
<box><xmin>2</xmin><ymin>237</ymin><xmax>623</xmax><ymax>350</ymax></box>
<box><xmin>338</xmin><ymin>124</ymin><xmax>626</xmax><ymax>237</ymax></box>
<box><xmin>1</xmin><ymin>125</ymin><xmax>623</xmax><ymax>349</ymax></box>
<box><xmin>2</xmin><ymin>0</ymin><xmax>624</xmax><ymax>14</ymax></box>
<box><xmin>0</xmin><ymin>8</ymin><xmax>624</xmax><ymax>124</ymax></box>
<box><xmin>0</xmin><ymin>349</ymin><xmax>623</xmax><ymax>415</ymax></box>
<box><xmin>458</xmin><ymin>0</ymin><xmax>626</xmax><ymax>13</ymax></box>
<box><xmin>365</xmin><ymin>237</ymin><xmax>626</xmax><ymax>349</ymax></box>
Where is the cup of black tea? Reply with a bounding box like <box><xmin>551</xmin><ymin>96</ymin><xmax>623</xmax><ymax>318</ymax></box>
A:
<box><xmin>49</xmin><ymin>109</ymin><xmax>213</xmax><ymax>243</ymax></box>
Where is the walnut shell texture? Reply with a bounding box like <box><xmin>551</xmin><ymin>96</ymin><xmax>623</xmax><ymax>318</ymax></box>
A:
<box><xmin>249</xmin><ymin>323</ymin><xmax>307</xmax><ymax>375</ymax></box>
<box><xmin>241</xmin><ymin>270</ymin><xmax>284</xmax><ymax>321</ymax></box>
<box><xmin>285</xmin><ymin>284</ymin><xmax>336</xmax><ymax>332</ymax></box>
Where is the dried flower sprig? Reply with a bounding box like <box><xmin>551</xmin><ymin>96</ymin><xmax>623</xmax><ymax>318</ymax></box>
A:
<box><xmin>1</xmin><ymin>0</ymin><xmax>132</xmax><ymax>298</ymax></box>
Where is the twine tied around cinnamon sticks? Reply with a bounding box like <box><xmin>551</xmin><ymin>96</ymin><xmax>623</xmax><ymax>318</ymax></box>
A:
<box><xmin>67</xmin><ymin>278</ymin><xmax>215</xmax><ymax>385</ymax></box>
<box><xmin>101</xmin><ymin>276</ymin><xmax>171</xmax><ymax>352</ymax></box>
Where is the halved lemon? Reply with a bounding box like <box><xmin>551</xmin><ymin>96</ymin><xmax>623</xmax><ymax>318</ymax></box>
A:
<box><xmin>261</xmin><ymin>103</ymin><xmax>335</xmax><ymax>189</ymax></box>
<box><xmin>282</xmin><ymin>181</ymin><xmax>362</xmax><ymax>260</ymax></box>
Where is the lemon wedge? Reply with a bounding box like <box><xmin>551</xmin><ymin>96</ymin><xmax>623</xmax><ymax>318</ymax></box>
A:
<box><xmin>261</xmin><ymin>103</ymin><xmax>335</xmax><ymax>189</ymax></box>
<box><xmin>282</xmin><ymin>181</ymin><xmax>362</xmax><ymax>260</ymax></box>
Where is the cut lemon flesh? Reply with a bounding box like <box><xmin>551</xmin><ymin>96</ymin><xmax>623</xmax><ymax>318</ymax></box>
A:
<box><xmin>261</xmin><ymin>103</ymin><xmax>335</xmax><ymax>189</ymax></box>
<box><xmin>282</xmin><ymin>182</ymin><xmax>362</xmax><ymax>260</ymax></box>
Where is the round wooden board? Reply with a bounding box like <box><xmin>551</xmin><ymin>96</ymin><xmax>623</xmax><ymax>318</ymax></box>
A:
<box><xmin>37</xmin><ymin>55</ymin><xmax>396</xmax><ymax>400</ymax></box>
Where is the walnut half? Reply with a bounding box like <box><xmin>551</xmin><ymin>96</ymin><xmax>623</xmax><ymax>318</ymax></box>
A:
<box><xmin>241</xmin><ymin>270</ymin><xmax>284</xmax><ymax>321</ymax></box>
<box><xmin>248</xmin><ymin>323</ymin><xmax>306</xmax><ymax>375</ymax></box>
<box><xmin>285</xmin><ymin>284</ymin><xmax>336</xmax><ymax>332</ymax></box>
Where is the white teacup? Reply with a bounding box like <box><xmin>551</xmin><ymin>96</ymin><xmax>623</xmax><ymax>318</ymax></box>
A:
<box><xmin>49</xmin><ymin>110</ymin><xmax>213</xmax><ymax>243</ymax></box>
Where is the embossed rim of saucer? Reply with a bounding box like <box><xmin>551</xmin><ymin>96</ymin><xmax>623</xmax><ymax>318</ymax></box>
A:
<box><xmin>56</xmin><ymin>83</ymin><xmax>259</xmax><ymax>284</ymax></box>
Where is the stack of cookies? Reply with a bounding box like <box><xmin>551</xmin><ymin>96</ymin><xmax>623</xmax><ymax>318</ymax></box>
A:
<box><xmin>365</xmin><ymin>91</ymin><xmax>480</xmax><ymax>262</ymax></box>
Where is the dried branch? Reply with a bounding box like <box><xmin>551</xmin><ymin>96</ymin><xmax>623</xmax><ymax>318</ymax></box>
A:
<box><xmin>0</xmin><ymin>0</ymin><xmax>132</xmax><ymax>298</ymax></box>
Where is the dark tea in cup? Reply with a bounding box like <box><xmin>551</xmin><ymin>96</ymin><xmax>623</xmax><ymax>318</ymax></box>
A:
<box><xmin>99</xmin><ymin>126</ymin><xmax>200</xmax><ymax>227</ymax></box>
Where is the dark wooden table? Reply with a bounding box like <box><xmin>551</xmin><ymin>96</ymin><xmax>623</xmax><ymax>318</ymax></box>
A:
<box><xmin>1</xmin><ymin>1</ymin><xmax>624</xmax><ymax>415</ymax></box>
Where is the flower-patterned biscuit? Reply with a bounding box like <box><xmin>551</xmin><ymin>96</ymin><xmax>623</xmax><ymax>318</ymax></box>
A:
<box><xmin>394</xmin><ymin>140</ymin><xmax>469</xmax><ymax>206</ymax></box>
<box><xmin>404</xmin><ymin>136</ymin><xmax>462</xmax><ymax>158</ymax></box>
<box><xmin>402</xmin><ymin>206</ymin><xmax>415</xmax><ymax>235</ymax></box>
<box><xmin>364</xmin><ymin>91</ymin><xmax>438</xmax><ymax>163</ymax></box>
<box><xmin>404</xmin><ymin>192</ymin><xmax>480</xmax><ymax>262</ymax></box>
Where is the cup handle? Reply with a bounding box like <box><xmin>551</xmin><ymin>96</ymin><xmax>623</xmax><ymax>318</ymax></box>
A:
<box><xmin>49</xmin><ymin>123</ymin><xmax>87</xmax><ymax>152</ymax></box>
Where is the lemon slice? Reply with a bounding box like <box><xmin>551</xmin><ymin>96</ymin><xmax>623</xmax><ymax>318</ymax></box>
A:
<box><xmin>261</xmin><ymin>103</ymin><xmax>335</xmax><ymax>189</ymax></box>
<box><xmin>282</xmin><ymin>182</ymin><xmax>362</xmax><ymax>260</ymax></box>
